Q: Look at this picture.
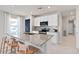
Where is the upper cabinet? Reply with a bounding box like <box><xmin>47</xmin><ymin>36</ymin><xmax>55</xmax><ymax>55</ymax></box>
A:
<box><xmin>40</xmin><ymin>16</ymin><xmax>48</xmax><ymax>22</ymax></box>
<box><xmin>48</xmin><ymin>14</ymin><xmax>58</xmax><ymax>26</ymax></box>
<box><xmin>34</xmin><ymin>13</ymin><xmax>58</xmax><ymax>26</ymax></box>
<box><xmin>34</xmin><ymin>17</ymin><xmax>40</xmax><ymax>26</ymax></box>
<box><xmin>34</xmin><ymin>16</ymin><xmax>48</xmax><ymax>26</ymax></box>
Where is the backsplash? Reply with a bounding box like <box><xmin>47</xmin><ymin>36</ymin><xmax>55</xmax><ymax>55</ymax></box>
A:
<box><xmin>32</xmin><ymin>26</ymin><xmax>58</xmax><ymax>32</ymax></box>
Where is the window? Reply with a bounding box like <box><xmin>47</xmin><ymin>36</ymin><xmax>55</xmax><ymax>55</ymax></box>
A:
<box><xmin>8</xmin><ymin>15</ymin><xmax>20</xmax><ymax>37</ymax></box>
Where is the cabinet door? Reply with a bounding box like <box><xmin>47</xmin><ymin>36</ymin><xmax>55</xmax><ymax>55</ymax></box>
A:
<box><xmin>47</xmin><ymin>32</ymin><xmax>58</xmax><ymax>44</ymax></box>
<box><xmin>52</xmin><ymin>33</ymin><xmax>58</xmax><ymax>44</ymax></box>
<box><xmin>48</xmin><ymin>14</ymin><xmax>58</xmax><ymax>26</ymax></box>
<box><xmin>34</xmin><ymin>17</ymin><xmax>40</xmax><ymax>26</ymax></box>
<box><xmin>40</xmin><ymin>16</ymin><xmax>48</xmax><ymax>22</ymax></box>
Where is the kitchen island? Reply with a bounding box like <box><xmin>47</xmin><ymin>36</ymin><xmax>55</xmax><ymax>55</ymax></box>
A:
<box><xmin>7</xmin><ymin>33</ymin><xmax>53</xmax><ymax>54</ymax></box>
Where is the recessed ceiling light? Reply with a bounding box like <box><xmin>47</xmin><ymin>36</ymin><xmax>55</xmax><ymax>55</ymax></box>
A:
<box><xmin>48</xmin><ymin>6</ymin><xmax>51</xmax><ymax>9</ymax></box>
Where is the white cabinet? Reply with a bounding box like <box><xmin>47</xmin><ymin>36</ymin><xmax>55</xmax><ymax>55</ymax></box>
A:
<box><xmin>47</xmin><ymin>32</ymin><xmax>58</xmax><ymax>44</ymax></box>
<box><xmin>34</xmin><ymin>14</ymin><xmax>58</xmax><ymax>26</ymax></box>
<box><xmin>51</xmin><ymin>33</ymin><xmax>58</xmax><ymax>44</ymax></box>
<box><xmin>48</xmin><ymin>14</ymin><xmax>58</xmax><ymax>26</ymax></box>
<box><xmin>34</xmin><ymin>17</ymin><xmax>40</xmax><ymax>26</ymax></box>
<box><xmin>40</xmin><ymin>16</ymin><xmax>48</xmax><ymax>22</ymax></box>
<box><xmin>34</xmin><ymin>16</ymin><xmax>48</xmax><ymax>26</ymax></box>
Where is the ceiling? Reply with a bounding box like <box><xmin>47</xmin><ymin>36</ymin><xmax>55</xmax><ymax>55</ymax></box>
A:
<box><xmin>0</xmin><ymin>5</ymin><xmax>76</xmax><ymax>16</ymax></box>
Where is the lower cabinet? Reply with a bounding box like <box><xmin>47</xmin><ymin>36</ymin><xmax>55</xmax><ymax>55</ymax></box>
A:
<box><xmin>46</xmin><ymin>32</ymin><xmax>58</xmax><ymax>53</ymax></box>
<box><xmin>51</xmin><ymin>33</ymin><xmax>58</xmax><ymax>44</ymax></box>
<box><xmin>47</xmin><ymin>32</ymin><xmax>58</xmax><ymax>44</ymax></box>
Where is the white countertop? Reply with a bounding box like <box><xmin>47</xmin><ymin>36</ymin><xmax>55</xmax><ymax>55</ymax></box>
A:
<box><xmin>7</xmin><ymin>33</ymin><xmax>53</xmax><ymax>50</ymax></box>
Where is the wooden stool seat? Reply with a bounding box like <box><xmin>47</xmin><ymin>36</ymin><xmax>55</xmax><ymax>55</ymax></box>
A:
<box><xmin>16</xmin><ymin>50</ymin><xmax>26</xmax><ymax>54</ymax></box>
<box><xmin>6</xmin><ymin>39</ymin><xmax>19</xmax><ymax>53</ymax></box>
<box><xmin>16</xmin><ymin>49</ymin><xmax>35</xmax><ymax>54</ymax></box>
<box><xmin>16</xmin><ymin>45</ymin><xmax>39</xmax><ymax>54</ymax></box>
<box><xmin>8</xmin><ymin>43</ymin><xmax>19</xmax><ymax>48</ymax></box>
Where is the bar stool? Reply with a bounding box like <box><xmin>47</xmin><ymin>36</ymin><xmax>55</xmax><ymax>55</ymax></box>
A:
<box><xmin>16</xmin><ymin>45</ymin><xmax>39</xmax><ymax>54</ymax></box>
<box><xmin>27</xmin><ymin>45</ymin><xmax>39</xmax><ymax>54</ymax></box>
<box><xmin>7</xmin><ymin>38</ymin><xmax>19</xmax><ymax>53</ymax></box>
<box><xmin>16</xmin><ymin>43</ymin><xmax>28</xmax><ymax>54</ymax></box>
<box><xmin>0</xmin><ymin>36</ymin><xmax>7</xmax><ymax>54</ymax></box>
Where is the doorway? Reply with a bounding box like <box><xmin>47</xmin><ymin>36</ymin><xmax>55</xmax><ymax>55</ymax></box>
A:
<box><xmin>68</xmin><ymin>20</ymin><xmax>75</xmax><ymax>35</ymax></box>
<box><xmin>25</xmin><ymin>19</ymin><xmax>30</xmax><ymax>32</ymax></box>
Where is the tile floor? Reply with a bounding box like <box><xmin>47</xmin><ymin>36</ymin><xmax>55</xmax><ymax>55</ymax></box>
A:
<box><xmin>46</xmin><ymin>35</ymin><xmax>79</xmax><ymax>54</ymax></box>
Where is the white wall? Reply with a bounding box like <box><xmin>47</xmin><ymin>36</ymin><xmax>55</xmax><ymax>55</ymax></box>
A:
<box><xmin>30</xmin><ymin>15</ymin><xmax>35</xmax><ymax>32</ymax></box>
<box><xmin>62</xmin><ymin>16</ymin><xmax>72</xmax><ymax>36</ymax></box>
<box><xmin>62</xmin><ymin>16</ymin><xmax>69</xmax><ymax>36</ymax></box>
<box><xmin>75</xmin><ymin>6</ymin><xmax>79</xmax><ymax>49</ymax></box>
<box><xmin>58</xmin><ymin>13</ymin><xmax>63</xmax><ymax>43</ymax></box>
<box><xmin>0</xmin><ymin>11</ymin><xmax>5</xmax><ymax>37</ymax></box>
<box><xmin>68</xmin><ymin>21</ymin><xmax>74</xmax><ymax>34</ymax></box>
<box><xmin>62</xmin><ymin>15</ymin><xmax>75</xmax><ymax>37</ymax></box>
<box><xmin>20</xmin><ymin>16</ymin><xmax>25</xmax><ymax>35</ymax></box>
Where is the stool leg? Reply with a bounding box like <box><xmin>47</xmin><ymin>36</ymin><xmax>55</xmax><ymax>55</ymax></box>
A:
<box><xmin>5</xmin><ymin>45</ymin><xmax>8</xmax><ymax>54</ymax></box>
<box><xmin>11</xmin><ymin>47</ymin><xmax>12</xmax><ymax>53</ymax></box>
<box><xmin>14</xmin><ymin>48</ymin><xmax>16</xmax><ymax>54</ymax></box>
